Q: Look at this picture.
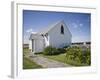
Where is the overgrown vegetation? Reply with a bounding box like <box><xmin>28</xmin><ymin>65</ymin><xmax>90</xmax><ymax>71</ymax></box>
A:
<box><xmin>23</xmin><ymin>46</ymin><xmax>91</xmax><ymax>68</ymax></box>
<box><xmin>57</xmin><ymin>48</ymin><xmax>66</xmax><ymax>53</ymax></box>
<box><xmin>66</xmin><ymin>46</ymin><xmax>91</xmax><ymax>65</ymax></box>
<box><xmin>34</xmin><ymin>52</ymin><xmax>43</xmax><ymax>54</ymax></box>
<box><xmin>43</xmin><ymin>46</ymin><xmax>66</xmax><ymax>55</ymax></box>
<box><xmin>43</xmin><ymin>46</ymin><xmax>60</xmax><ymax>55</ymax></box>
<box><xmin>41</xmin><ymin>46</ymin><xmax>91</xmax><ymax>66</ymax></box>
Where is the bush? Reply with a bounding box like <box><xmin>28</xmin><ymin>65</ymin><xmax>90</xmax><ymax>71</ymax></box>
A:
<box><xmin>57</xmin><ymin>48</ymin><xmax>66</xmax><ymax>53</ymax></box>
<box><xmin>66</xmin><ymin>46</ymin><xmax>82</xmax><ymax>62</ymax></box>
<box><xmin>34</xmin><ymin>52</ymin><xmax>43</xmax><ymax>54</ymax></box>
<box><xmin>43</xmin><ymin>46</ymin><xmax>60</xmax><ymax>55</ymax></box>
<box><xmin>63</xmin><ymin>45</ymin><xmax>69</xmax><ymax>48</ymax></box>
<box><xmin>66</xmin><ymin>46</ymin><xmax>91</xmax><ymax>65</ymax></box>
<box><xmin>82</xmin><ymin>48</ymin><xmax>91</xmax><ymax>65</ymax></box>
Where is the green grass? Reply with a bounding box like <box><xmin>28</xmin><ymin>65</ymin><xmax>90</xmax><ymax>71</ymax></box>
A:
<box><xmin>40</xmin><ymin>54</ymin><xmax>89</xmax><ymax>66</ymax></box>
<box><xmin>65</xmin><ymin>60</ymin><xmax>88</xmax><ymax>66</ymax></box>
<box><xmin>42</xmin><ymin>54</ymin><xmax>66</xmax><ymax>63</ymax></box>
<box><xmin>23</xmin><ymin>48</ymin><xmax>30</xmax><ymax>55</ymax></box>
<box><xmin>23</xmin><ymin>57</ymin><xmax>42</xmax><ymax>69</ymax></box>
<box><xmin>23</xmin><ymin>48</ymin><xmax>42</xmax><ymax>69</ymax></box>
<box><xmin>23</xmin><ymin>47</ymin><xmax>89</xmax><ymax>68</ymax></box>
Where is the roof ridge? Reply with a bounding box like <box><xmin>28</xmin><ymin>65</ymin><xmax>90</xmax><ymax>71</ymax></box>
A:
<box><xmin>39</xmin><ymin>20</ymin><xmax>64</xmax><ymax>34</ymax></box>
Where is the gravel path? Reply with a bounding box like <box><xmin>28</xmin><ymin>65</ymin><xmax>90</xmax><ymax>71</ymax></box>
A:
<box><xmin>27</xmin><ymin>53</ymin><xmax>71</xmax><ymax>68</ymax></box>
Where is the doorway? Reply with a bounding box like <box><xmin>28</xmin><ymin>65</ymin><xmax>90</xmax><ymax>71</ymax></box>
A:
<box><xmin>32</xmin><ymin>39</ymin><xmax>34</xmax><ymax>52</ymax></box>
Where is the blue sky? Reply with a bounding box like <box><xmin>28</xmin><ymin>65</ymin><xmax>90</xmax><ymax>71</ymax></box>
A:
<box><xmin>23</xmin><ymin>10</ymin><xmax>91</xmax><ymax>44</ymax></box>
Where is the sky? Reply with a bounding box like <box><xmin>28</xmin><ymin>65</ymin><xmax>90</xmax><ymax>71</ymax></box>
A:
<box><xmin>23</xmin><ymin>10</ymin><xmax>91</xmax><ymax>44</ymax></box>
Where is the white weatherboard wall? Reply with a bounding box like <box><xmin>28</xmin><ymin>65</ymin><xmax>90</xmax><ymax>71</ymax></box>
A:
<box><xmin>35</xmin><ymin>39</ymin><xmax>44</xmax><ymax>52</ymax></box>
<box><xmin>29</xmin><ymin>21</ymin><xmax>71</xmax><ymax>52</ymax></box>
<box><xmin>29</xmin><ymin>39</ymin><xmax>44</xmax><ymax>53</ymax></box>
<box><xmin>49</xmin><ymin>21</ymin><xmax>72</xmax><ymax>48</ymax></box>
<box><xmin>29</xmin><ymin>40</ymin><xmax>32</xmax><ymax>51</ymax></box>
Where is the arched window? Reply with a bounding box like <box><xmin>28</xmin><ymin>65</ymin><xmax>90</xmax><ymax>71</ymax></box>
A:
<box><xmin>61</xmin><ymin>25</ymin><xmax>64</xmax><ymax>34</ymax></box>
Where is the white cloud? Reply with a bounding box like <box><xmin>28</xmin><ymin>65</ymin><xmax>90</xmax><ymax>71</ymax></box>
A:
<box><xmin>72</xmin><ymin>22</ymin><xmax>83</xmax><ymax>29</ymax></box>
<box><xmin>26</xmin><ymin>28</ymin><xmax>38</xmax><ymax>34</ymax></box>
<box><xmin>79</xmin><ymin>23</ymin><xmax>83</xmax><ymax>27</ymax></box>
<box><xmin>26</xmin><ymin>28</ymin><xmax>33</xmax><ymax>33</ymax></box>
<box><xmin>24</xmin><ymin>28</ymin><xmax>38</xmax><ymax>44</ymax></box>
<box><xmin>31</xmin><ymin>32</ymin><xmax>37</xmax><ymax>34</ymax></box>
<box><xmin>72</xmin><ymin>23</ymin><xmax>78</xmax><ymax>28</ymax></box>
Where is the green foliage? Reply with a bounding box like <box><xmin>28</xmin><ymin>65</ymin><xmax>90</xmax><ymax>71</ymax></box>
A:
<box><xmin>23</xmin><ymin>57</ymin><xmax>42</xmax><ymax>69</ymax></box>
<box><xmin>43</xmin><ymin>46</ymin><xmax>60</xmax><ymax>55</ymax></box>
<box><xmin>66</xmin><ymin>46</ymin><xmax>91</xmax><ymax>65</ymax></box>
<box><xmin>66</xmin><ymin>46</ymin><xmax>81</xmax><ymax>61</ymax></box>
<box><xmin>57</xmin><ymin>48</ymin><xmax>66</xmax><ymax>53</ymax></box>
<box><xmin>63</xmin><ymin>45</ymin><xmax>69</xmax><ymax>48</ymax></box>
<box><xmin>23</xmin><ymin>48</ymin><xmax>30</xmax><ymax>57</ymax></box>
<box><xmin>82</xmin><ymin>48</ymin><xmax>91</xmax><ymax>65</ymax></box>
<box><xmin>34</xmin><ymin>52</ymin><xmax>43</xmax><ymax>54</ymax></box>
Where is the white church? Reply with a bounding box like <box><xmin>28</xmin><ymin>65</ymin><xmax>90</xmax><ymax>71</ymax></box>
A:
<box><xmin>29</xmin><ymin>20</ymin><xmax>72</xmax><ymax>53</ymax></box>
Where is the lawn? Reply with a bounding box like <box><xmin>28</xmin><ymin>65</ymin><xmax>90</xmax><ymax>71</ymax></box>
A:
<box><xmin>23</xmin><ymin>57</ymin><xmax>42</xmax><ymax>69</ymax></box>
<box><xmin>23</xmin><ymin>47</ymin><xmax>90</xmax><ymax>68</ymax></box>
<box><xmin>23</xmin><ymin>48</ymin><xmax>30</xmax><ymax>56</ymax></box>
<box><xmin>41</xmin><ymin>54</ymin><xmax>66</xmax><ymax>63</ymax></box>
<box><xmin>40</xmin><ymin>53</ymin><xmax>89</xmax><ymax>66</ymax></box>
<box><xmin>40</xmin><ymin>46</ymin><xmax>90</xmax><ymax>66</ymax></box>
<box><xmin>23</xmin><ymin>48</ymin><xmax>42</xmax><ymax>69</ymax></box>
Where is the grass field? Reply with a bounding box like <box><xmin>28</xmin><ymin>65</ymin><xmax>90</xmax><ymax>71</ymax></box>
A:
<box><xmin>23</xmin><ymin>47</ymin><xmax>89</xmax><ymax>69</ymax></box>
<box><xmin>41</xmin><ymin>54</ymin><xmax>89</xmax><ymax>66</ymax></box>
<box><xmin>23</xmin><ymin>48</ymin><xmax>30</xmax><ymax>55</ymax></box>
<box><xmin>23</xmin><ymin>57</ymin><xmax>42</xmax><ymax>69</ymax></box>
<box><xmin>23</xmin><ymin>48</ymin><xmax>42</xmax><ymax>69</ymax></box>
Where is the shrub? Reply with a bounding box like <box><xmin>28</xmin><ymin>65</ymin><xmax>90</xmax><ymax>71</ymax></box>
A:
<box><xmin>34</xmin><ymin>52</ymin><xmax>43</xmax><ymax>54</ymax></box>
<box><xmin>63</xmin><ymin>45</ymin><xmax>69</xmax><ymax>48</ymax></box>
<box><xmin>82</xmin><ymin>48</ymin><xmax>91</xmax><ymax>65</ymax></box>
<box><xmin>66</xmin><ymin>46</ymin><xmax>83</xmax><ymax>63</ymax></box>
<box><xmin>57</xmin><ymin>48</ymin><xmax>66</xmax><ymax>53</ymax></box>
<box><xmin>43</xmin><ymin>46</ymin><xmax>59</xmax><ymax>55</ymax></box>
<box><xmin>66</xmin><ymin>46</ymin><xmax>91</xmax><ymax>65</ymax></box>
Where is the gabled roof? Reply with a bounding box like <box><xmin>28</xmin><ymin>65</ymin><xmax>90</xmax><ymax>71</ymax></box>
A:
<box><xmin>39</xmin><ymin>20</ymin><xmax>72</xmax><ymax>37</ymax></box>
<box><xmin>30</xmin><ymin>20</ymin><xmax>72</xmax><ymax>40</ymax></box>
<box><xmin>29</xmin><ymin>33</ymin><xmax>43</xmax><ymax>40</ymax></box>
<box><xmin>39</xmin><ymin>20</ymin><xmax>64</xmax><ymax>35</ymax></box>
